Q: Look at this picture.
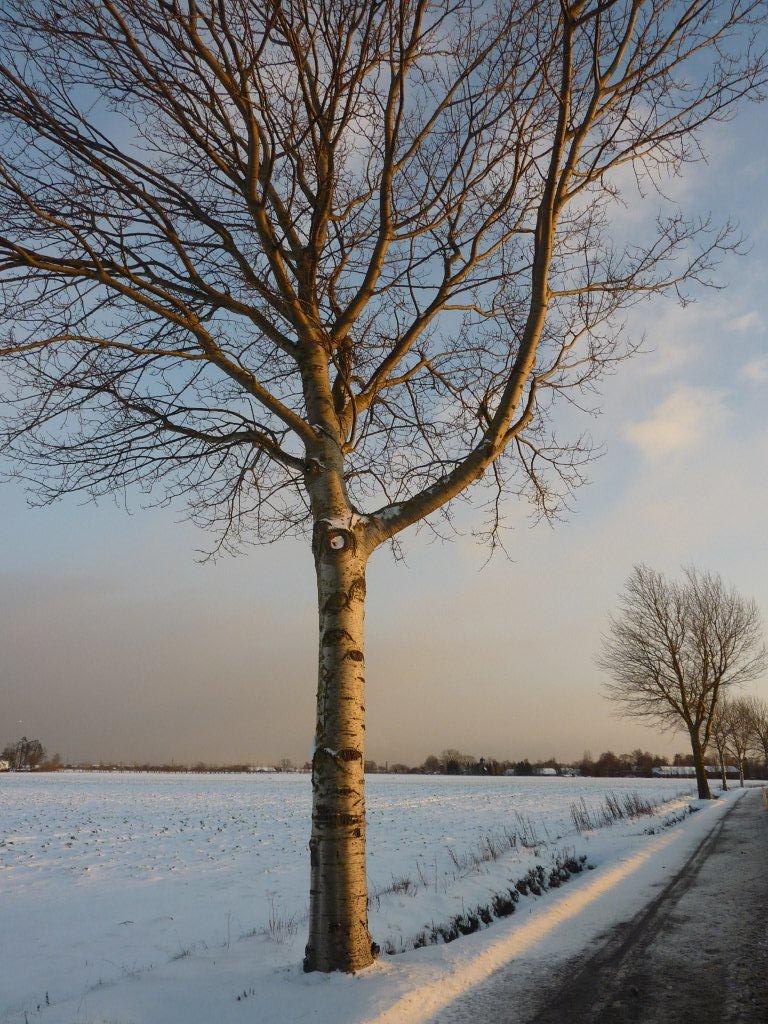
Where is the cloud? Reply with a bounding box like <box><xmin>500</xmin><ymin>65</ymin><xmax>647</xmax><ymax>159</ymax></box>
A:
<box><xmin>741</xmin><ymin>356</ymin><xmax>768</xmax><ymax>384</ymax></box>
<box><xmin>733</xmin><ymin>310</ymin><xmax>763</xmax><ymax>333</ymax></box>
<box><xmin>624</xmin><ymin>386</ymin><xmax>728</xmax><ymax>459</ymax></box>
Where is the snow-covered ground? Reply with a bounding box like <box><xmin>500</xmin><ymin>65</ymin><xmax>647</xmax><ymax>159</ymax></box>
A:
<box><xmin>0</xmin><ymin>771</ymin><xmax>732</xmax><ymax>1024</ymax></box>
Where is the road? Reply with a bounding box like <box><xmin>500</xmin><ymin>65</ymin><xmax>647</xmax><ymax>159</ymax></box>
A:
<box><xmin>439</xmin><ymin>787</ymin><xmax>768</xmax><ymax>1024</ymax></box>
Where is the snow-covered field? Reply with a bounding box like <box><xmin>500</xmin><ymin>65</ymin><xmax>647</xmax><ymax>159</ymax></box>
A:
<box><xmin>0</xmin><ymin>771</ymin><xmax>726</xmax><ymax>1024</ymax></box>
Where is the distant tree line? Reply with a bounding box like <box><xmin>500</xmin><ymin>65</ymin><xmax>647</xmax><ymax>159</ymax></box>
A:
<box><xmin>6</xmin><ymin>717</ymin><xmax>767</xmax><ymax>780</ymax></box>
<box><xmin>361</xmin><ymin>736</ymin><xmax>768</xmax><ymax>779</ymax></box>
<box><xmin>363</xmin><ymin>750</ymin><xmax>621</xmax><ymax>776</ymax></box>
<box><xmin>0</xmin><ymin>745</ymin><xmax>297</xmax><ymax>774</ymax></box>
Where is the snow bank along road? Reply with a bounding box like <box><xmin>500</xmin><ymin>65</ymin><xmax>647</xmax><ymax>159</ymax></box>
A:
<box><xmin>440</xmin><ymin>786</ymin><xmax>768</xmax><ymax>1024</ymax></box>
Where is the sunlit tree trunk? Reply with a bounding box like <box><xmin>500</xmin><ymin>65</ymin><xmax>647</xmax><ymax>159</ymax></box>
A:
<box><xmin>303</xmin><ymin>511</ymin><xmax>374</xmax><ymax>972</ymax></box>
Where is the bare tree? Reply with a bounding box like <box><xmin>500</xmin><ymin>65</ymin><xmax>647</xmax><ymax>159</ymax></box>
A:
<box><xmin>742</xmin><ymin>694</ymin><xmax>768</xmax><ymax>771</ymax></box>
<box><xmin>440</xmin><ymin>748</ymin><xmax>475</xmax><ymax>774</ymax></box>
<box><xmin>1</xmin><ymin>737</ymin><xmax>47</xmax><ymax>770</ymax></box>
<box><xmin>725</xmin><ymin>696</ymin><xmax>758</xmax><ymax>786</ymax></box>
<box><xmin>709</xmin><ymin>698</ymin><xmax>733</xmax><ymax>791</ymax></box>
<box><xmin>599</xmin><ymin>566</ymin><xmax>766</xmax><ymax>799</ymax></box>
<box><xmin>0</xmin><ymin>0</ymin><xmax>766</xmax><ymax>971</ymax></box>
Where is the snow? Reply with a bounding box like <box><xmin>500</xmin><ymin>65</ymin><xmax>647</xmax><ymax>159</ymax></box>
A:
<box><xmin>316</xmin><ymin>511</ymin><xmax>369</xmax><ymax>532</ymax></box>
<box><xmin>0</xmin><ymin>772</ymin><xmax>737</xmax><ymax>1024</ymax></box>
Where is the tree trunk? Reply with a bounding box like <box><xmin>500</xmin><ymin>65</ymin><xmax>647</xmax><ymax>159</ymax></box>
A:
<box><xmin>689</xmin><ymin>729</ymin><xmax>711</xmax><ymax>799</ymax></box>
<box><xmin>739</xmin><ymin>760</ymin><xmax>745</xmax><ymax>787</ymax></box>
<box><xmin>304</xmin><ymin>520</ymin><xmax>375</xmax><ymax>973</ymax></box>
<box><xmin>721</xmin><ymin>761</ymin><xmax>728</xmax><ymax>791</ymax></box>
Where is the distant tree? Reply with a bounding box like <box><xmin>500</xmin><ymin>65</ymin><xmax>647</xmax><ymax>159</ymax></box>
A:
<box><xmin>600</xmin><ymin>566</ymin><xmax>766</xmax><ymax>799</ymax></box>
<box><xmin>629</xmin><ymin>749</ymin><xmax>656</xmax><ymax>776</ymax></box>
<box><xmin>27</xmin><ymin>741</ymin><xmax>46</xmax><ymax>768</ymax></box>
<box><xmin>743</xmin><ymin>695</ymin><xmax>768</xmax><ymax>772</ymax></box>
<box><xmin>422</xmin><ymin>755</ymin><xmax>441</xmax><ymax>774</ymax></box>
<box><xmin>2</xmin><ymin>737</ymin><xmax>47</xmax><ymax>770</ymax></box>
<box><xmin>595</xmin><ymin>751</ymin><xmax>622</xmax><ymax>777</ymax></box>
<box><xmin>725</xmin><ymin>698</ymin><xmax>758</xmax><ymax>787</ymax></box>
<box><xmin>709</xmin><ymin>700</ymin><xmax>733</xmax><ymax>791</ymax></box>
<box><xmin>277</xmin><ymin>758</ymin><xmax>295</xmax><ymax>772</ymax></box>
<box><xmin>514</xmin><ymin>759</ymin><xmax>534</xmax><ymax>777</ymax></box>
<box><xmin>388</xmin><ymin>762</ymin><xmax>411</xmax><ymax>774</ymax></box>
<box><xmin>440</xmin><ymin>750</ymin><xmax>473</xmax><ymax>775</ymax></box>
<box><xmin>672</xmin><ymin>752</ymin><xmax>695</xmax><ymax>768</ymax></box>
<box><xmin>363</xmin><ymin>760</ymin><xmax>378</xmax><ymax>774</ymax></box>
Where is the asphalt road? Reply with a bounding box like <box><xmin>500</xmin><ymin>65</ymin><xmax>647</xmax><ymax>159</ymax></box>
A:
<box><xmin>440</xmin><ymin>787</ymin><xmax>768</xmax><ymax>1024</ymax></box>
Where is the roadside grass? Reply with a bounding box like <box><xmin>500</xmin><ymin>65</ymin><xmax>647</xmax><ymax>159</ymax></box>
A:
<box><xmin>570</xmin><ymin>788</ymin><xmax>693</xmax><ymax>833</ymax></box>
<box><xmin>384</xmin><ymin>850</ymin><xmax>591</xmax><ymax>955</ymax></box>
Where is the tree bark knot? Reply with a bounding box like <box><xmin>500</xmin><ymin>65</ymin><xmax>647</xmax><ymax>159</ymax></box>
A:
<box><xmin>313</xmin><ymin>523</ymin><xmax>358</xmax><ymax>558</ymax></box>
<box><xmin>321</xmin><ymin>576</ymin><xmax>366</xmax><ymax>614</ymax></box>
<box><xmin>322</xmin><ymin>627</ymin><xmax>355</xmax><ymax>646</ymax></box>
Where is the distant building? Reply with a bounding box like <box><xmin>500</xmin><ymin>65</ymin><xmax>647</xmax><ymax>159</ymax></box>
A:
<box><xmin>560</xmin><ymin>767</ymin><xmax>581</xmax><ymax>777</ymax></box>
<box><xmin>534</xmin><ymin>767</ymin><xmax>558</xmax><ymax>776</ymax></box>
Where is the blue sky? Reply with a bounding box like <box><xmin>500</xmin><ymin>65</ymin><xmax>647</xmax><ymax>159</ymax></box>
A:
<box><xmin>1</xmin><ymin>103</ymin><xmax>767</xmax><ymax>766</ymax></box>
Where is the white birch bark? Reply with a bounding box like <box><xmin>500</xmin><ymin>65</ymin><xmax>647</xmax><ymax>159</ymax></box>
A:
<box><xmin>304</xmin><ymin>519</ymin><xmax>374</xmax><ymax>972</ymax></box>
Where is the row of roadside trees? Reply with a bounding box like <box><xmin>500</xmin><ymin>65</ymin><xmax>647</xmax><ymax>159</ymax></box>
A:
<box><xmin>709</xmin><ymin>696</ymin><xmax>768</xmax><ymax>790</ymax></box>
<box><xmin>601</xmin><ymin>565</ymin><xmax>767</xmax><ymax>800</ymax></box>
<box><xmin>368</xmin><ymin>565</ymin><xmax>768</xmax><ymax>794</ymax></box>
